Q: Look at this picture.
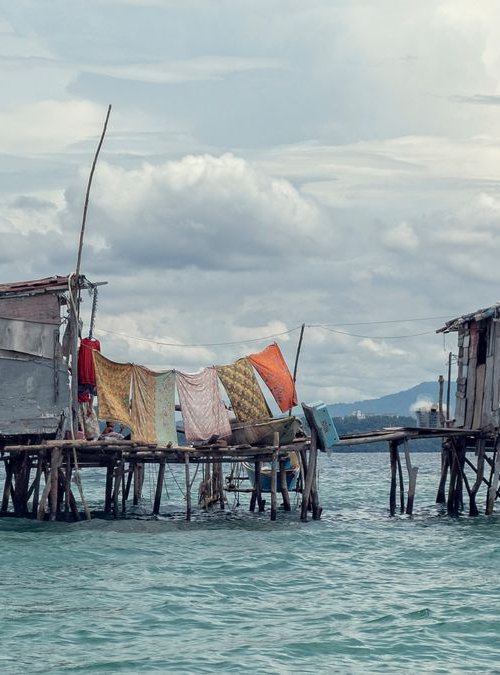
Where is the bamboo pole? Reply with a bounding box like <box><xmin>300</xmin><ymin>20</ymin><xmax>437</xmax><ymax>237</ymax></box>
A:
<box><xmin>288</xmin><ymin>323</ymin><xmax>305</xmax><ymax>416</ymax></box>
<box><xmin>270</xmin><ymin>433</ymin><xmax>279</xmax><ymax>521</ymax></box>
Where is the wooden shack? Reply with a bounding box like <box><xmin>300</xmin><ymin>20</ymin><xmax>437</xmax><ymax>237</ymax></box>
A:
<box><xmin>0</xmin><ymin>275</ymin><xmax>95</xmax><ymax>440</ymax></box>
<box><xmin>438</xmin><ymin>304</ymin><xmax>500</xmax><ymax>431</ymax></box>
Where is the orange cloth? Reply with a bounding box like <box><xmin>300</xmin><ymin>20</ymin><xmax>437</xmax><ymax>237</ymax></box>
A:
<box><xmin>248</xmin><ymin>343</ymin><xmax>298</xmax><ymax>413</ymax></box>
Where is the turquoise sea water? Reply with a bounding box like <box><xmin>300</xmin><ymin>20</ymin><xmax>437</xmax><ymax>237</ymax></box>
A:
<box><xmin>1</xmin><ymin>452</ymin><xmax>500</xmax><ymax>673</ymax></box>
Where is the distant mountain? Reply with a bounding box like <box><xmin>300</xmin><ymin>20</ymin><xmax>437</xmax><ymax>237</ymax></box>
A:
<box><xmin>327</xmin><ymin>381</ymin><xmax>456</xmax><ymax>419</ymax></box>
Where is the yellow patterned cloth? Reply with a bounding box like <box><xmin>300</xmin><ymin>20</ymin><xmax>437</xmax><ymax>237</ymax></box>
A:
<box><xmin>216</xmin><ymin>357</ymin><xmax>272</xmax><ymax>422</ymax></box>
<box><xmin>93</xmin><ymin>352</ymin><xmax>134</xmax><ymax>429</ymax></box>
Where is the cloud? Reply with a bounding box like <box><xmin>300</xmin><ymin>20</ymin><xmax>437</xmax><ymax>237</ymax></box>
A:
<box><xmin>63</xmin><ymin>152</ymin><xmax>329</xmax><ymax>273</ymax></box>
<box><xmin>382</xmin><ymin>221</ymin><xmax>419</xmax><ymax>252</ymax></box>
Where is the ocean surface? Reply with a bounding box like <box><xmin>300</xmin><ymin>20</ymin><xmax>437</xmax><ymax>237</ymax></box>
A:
<box><xmin>1</xmin><ymin>452</ymin><xmax>500</xmax><ymax>674</ymax></box>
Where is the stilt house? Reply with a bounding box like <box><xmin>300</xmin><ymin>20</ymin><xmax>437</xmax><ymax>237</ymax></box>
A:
<box><xmin>438</xmin><ymin>304</ymin><xmax>500</xmax><ymax>431</ymax></box>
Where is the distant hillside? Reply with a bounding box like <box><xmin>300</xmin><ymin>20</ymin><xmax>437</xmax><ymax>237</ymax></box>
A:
<box><xmin>327</xmin><ymin>381</ymin><xmax>456</xmax><ymax>418</ymax></box>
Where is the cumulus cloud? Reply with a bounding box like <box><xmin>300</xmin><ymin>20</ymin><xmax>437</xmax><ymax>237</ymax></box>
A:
<box><xmin>63</xmin><ymin>152</ymin><xmax>329</xmax><ymax>273</ymax></box>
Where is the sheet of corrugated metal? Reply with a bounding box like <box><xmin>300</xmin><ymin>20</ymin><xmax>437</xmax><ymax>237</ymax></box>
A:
<box><xmin>0</xmin><ymin>275</ymin><xmax>69</xmax><ymax>296</ymax></box>
<box><xmin>0</xmin><ymin>354</ymin><xmax>69</xmax><ymax>436</ymax></box>
<box><xmin>0</xmin><ymin>318</ymin><xmax>58</xmax><ymax>359</ymax></box>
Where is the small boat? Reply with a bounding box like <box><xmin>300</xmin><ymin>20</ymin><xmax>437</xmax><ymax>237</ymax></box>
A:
<box><xmin>243</xmin><ymin>451</ymin><xmax>300</xmax><ymax>492</ymax></box>
<box><xmin>229</xmin><ymin>416</ymin><xmax>301</xmax><ymax>446</ymax></box>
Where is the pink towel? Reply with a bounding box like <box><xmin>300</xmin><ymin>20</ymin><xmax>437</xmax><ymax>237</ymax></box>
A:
<box><xmin>177</xmin><ymin>367</ymin><xmax>231</xmax><ymax>442</ymax></box>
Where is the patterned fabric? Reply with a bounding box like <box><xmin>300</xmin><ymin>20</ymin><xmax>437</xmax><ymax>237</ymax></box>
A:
<box><xmin>216</xmin><ymin>358</ymin><xmax>271</xmax><ymax>422</ymax></box>
<box><xmin>93</xmin><ymin>351</ymin><xmax>134</xmax><ymax>429</ymax></box>
<box><xmin>177</xmin><ymin>367</ymin><xmax>231</xmax><ymax>442</ymax></box>
<box><xmin>131</xmin><ymin>365</ymin><xmax>177</xmax><ymax>445</ymax></box>
<box><xmin>248</xmin><ymin>342</ymin><xmax>298</xmax><ymax>413</ymax></box>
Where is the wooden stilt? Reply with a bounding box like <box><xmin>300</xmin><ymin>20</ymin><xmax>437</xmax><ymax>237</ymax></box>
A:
<box><xmin>404</xmin><ymin>440</ymin><xmax>419</xmax><ymax>516</ymax></box>
<box><xmin>121</xmin><ymin>462</ymin><xmax>127</xmax><ymax>513</ymax></box>
<box><xmin>31</xmin><ymin>455</ymin><xmax>43</xmax><ymax>517</ymax></box>
<box><xmin>133</xmin><ymin>464</ymin><xmax>140</xmax><ymax>505</ymax></box>
<box><xmin>72</xmin><ymin>448</ymin><xmax>91</xmax><ymax>521</ymax></box>
<box><xmin>469</xmin><ymin>439</ymin><xmax>485</xmax><ymax>517</ymax></box>
<box><xmin>486</xmin><ymin>438</ymin><xmax>500</xmax><ymax>515</ymax></box>
<box><xmin>112</xmin><ymin>460</ymin><xmax>122</xmax><ymax>518</ymax></box>
<box><xmin>436</xmin><ymin>444</ymin><xmax>449</xmax><ymax>503</ymax></box>
<box><xmin>137</xmin><ymin>463</ymin><xmax>144</xmax><ymax>500</ymax></box>
<box><xmin>104</xmin><ymin>462</ymin><xmax>114</xmax><ymax>514</ymax></box>
<box><xmin>64</xmin><ymin>449</ymin><xmax>71</xmax><ymax>521</ymax></box>
<box><xmin>124</xmin><ymin>462</ymin><xmax>133</xmax><ymax>501</ymax></box>
<box><xmin>153</xmin><ymin>459</ymin><xmax>166</xmax><ymax>515</ymax></box>
<box><xmin>279</xmin><ymin>459</ymin><xmax>291</xmax><ymax>512</ymax></box>
<box><xmin>57</xmin><ymin>468</ymin><xmax>80</xmax><ymax>521</ymax></box>
<box><xmin>396</xmin><ymin>451</ymin><xmax>405</xmax><ymax>514</ymax></box>
<box><xmin>49</xmin><ymin>448</ymin><xmax>62</xmax><ymax>521</ymax></box>
<box><xmin>2</xmin><ymin>459</ymin><xmax>13</xmax><ymax>514</ymax></box>
<box><xmin>270</xmin><ymin>446</ymin><xmax>278</xmax><ymax>521</ymax></box>
<box><xmin>184</xmin><ymin>452</ymin><xmax>192</xmax><ymax>521</ymax></box>
<box><xmin>301</xmin><ymin>428</ymin><xmax>318</xmax><ymax>522</ymax></box>
<box><xmin>389</xmin><ymin>440</ymin><xmax>398</xmax><ymax>516</ymax></box>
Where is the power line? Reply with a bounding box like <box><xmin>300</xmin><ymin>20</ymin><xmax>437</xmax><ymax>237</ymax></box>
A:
<box><xmin>314</xmin><ymin>314</ymin><xmax>452</xmax><ymax>327</ymax></box>
<box><xmin>94</xmin><ymin>325</ymin><xmax>302</xmax><ymax>348</ymax></box>
<box><xmin>316</xmin><ymin>326</ymin><xmax>437</xmax><ymax>340</ymax></box>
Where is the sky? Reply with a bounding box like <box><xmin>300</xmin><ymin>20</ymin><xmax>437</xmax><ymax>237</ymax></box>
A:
<box><xmin>1</xmin><ymin>0</ymin><xmax>500</xmax><ymax>408</ymax></box>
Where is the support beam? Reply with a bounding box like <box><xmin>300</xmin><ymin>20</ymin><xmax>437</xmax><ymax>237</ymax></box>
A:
<box><xmin>153</xmin><ymin>459</ymin><xmax>166</xmax><ymax>516</ymax></box>
<box><xmin>301</xmin><ymin>429</ymin><xmax>318</xmax><ymax>522</ymax></box>
<box><xmin>184</xmin><ymin>452</ymin><xmax>192</xmax><ymax>521</ymax></box>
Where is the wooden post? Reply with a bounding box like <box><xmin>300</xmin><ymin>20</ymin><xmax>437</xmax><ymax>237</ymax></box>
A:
<box><xmin>49</xmin><ymin>448</ymin><xmax>62</xmax><ymax>521</ymax></box>
<box><xmin>446</xmin><ymin>352</ymin><xmax>452</xmax><ymax>425</ymax></box>
<box><xmin>72</xmin><ymin>447</ymin><xmax>91</xmax><ymax>520</ymax></box>
<box><xmin>438</xmin><ymin>375</ymin><xmax>445</xmax><ymax>426</ymax></box>
<box><xmin>436</xmin><ymin>443</ymin><xmax>449</xmax><ymax>503</ymax></box>
<box><xmin>470</xmin><ymin>439</ymin><xmax>485</xmax><ymax>517</ymax></box>
<box><xmin>404</xmin><ymin>440</ymin><xmax>419</xmax><ymax>516</ymax></box>
<box><xmin>104</xmin><ymin>461</ymin><xmax>114</xmax><ymax>514</ymax></box>
<box><xmin>124</xmin><ymin>462</ymin><xmax>134</xmax><ymax>500</ymax></box>
<box><xmin>249</xmin><ymin>462</ymin><xmax>258</xmax><ymax>512</ymax></box>
<box><xmin>153</xmin><ymin>459</ymin><xmax>166</xmax><ymax>516</ymax></box>
<box><xmin>2</xmin><ymin>459</ymin><xmax>13</xmax><ymax>513</ymax></box>
<box><xmin>112</xmin><ymin>460</ymin><xmax>122</xmax><ymax>518</ymax></box>
<box><xmin>486</xmin><ymin>438</ymin><xmax>500</xmax><ymax>515</ymax></box>
<box><xmin>396</xmin><ymin>452</ymin><xmax>405</xmax><ymax>514</ymax></box>
<box><xmin>184</xmin><ymin>452</ymin><xmax>192</xmax><ymax>521</ymax></box>
<box><xmin>31</xmin><ymin>454</ymin><xmax>43</xmax><ymax>516</ymax></box>
<box><xmin>133</xmin><ymin>463</ymin><xmax>140</xmax><ymax>505</ymax></box>
<box><xmin>121</xmin><ymin>462</ymin><xmax>127</xmax><ymax>513</ymax></box>
<box><xmin>270</xmin><ymin>436</ymin><xmax>279</xmax><ymax>521</ymax></box>
<box><xmin>64</xmin><ymin>449</ymin><xmax>71</xmax><ymax>521</ymax></box>
<box><xmin>301</xmin><ymin>428</ymin><xmax>318</xmax><ymax>521</ymax></box>
<box><xmin>279</xmin><ymin>459</ymin><xmax>291</xmax><ymax>512</ymax></box>
<box><xmin>289</xmin><ymin>323</ymin><xmax>305</xmax><ymax>416</ymax></box>
<box><xmin>389</xmin><ymin>440</ymin><xmax>398</xmax><ymax>516</ymax></box>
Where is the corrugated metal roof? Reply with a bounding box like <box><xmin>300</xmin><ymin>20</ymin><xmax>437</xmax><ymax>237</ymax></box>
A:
<box><xmin>0</xmin><ymin>275</ymin><xmax>70</xmax><ymax>296</ymax></box>
<box><xmin>437</xmin><ymin>303</ymin><xmax>500</xmax><ymax>333</ymax></box>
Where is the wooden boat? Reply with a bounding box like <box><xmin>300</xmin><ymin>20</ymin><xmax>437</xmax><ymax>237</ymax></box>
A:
<box><xmin>229</xmin><ymin>415</ymin><xmax>301</xmax><ymax>446</ymax></box>
<box><xmin>243</xmin><ymin>451</ymin><xmax>300</xmax><ymax>492</ymax></box>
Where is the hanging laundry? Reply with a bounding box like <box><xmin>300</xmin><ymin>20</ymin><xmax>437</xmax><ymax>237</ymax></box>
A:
<box><xmin>216</xmin><ymin>357</ymin><xmax>272</xmax><ymax>422</ymax></box>
<box><xmin>78</xmin><ymin>337</ymin><xmax>101</xmax><ymax>386</ymax></box>
<box><xmin>131</xmin><ymin>365</ymin><xmax>177</xmax><ymax>445</ymax></box>
<box><xmin>93</xmin><ymin>351</ymin><xmax>133</xmax><ymax>429</ymax></box>
<box><xmin>248</xmin><ymin>342</ymin><xmax>298</xmax><ymax>413</ymax></box>
<box><xmin>176</xmin><ymin>367</ymin><xmax>231</xmax><ymax>443</ymax></box>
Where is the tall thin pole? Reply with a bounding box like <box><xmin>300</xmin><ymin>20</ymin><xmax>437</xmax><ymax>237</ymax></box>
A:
<box><xmin>75</xmin><ymin>104</ymin><xmax>112</xmax><ymax>281</ymax></box>
<box><xmin>289</xmin><ymin>323</ymin><xmax>305</xmax><ymax>416</ymax></box>
<box><xmin>446</xmin><ymin>351</ymin><xmax>452</xmax><ymax>426</ymax></box>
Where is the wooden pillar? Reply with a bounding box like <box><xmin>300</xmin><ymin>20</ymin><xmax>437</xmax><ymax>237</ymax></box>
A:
<box><xmin>404</xmin><ymin>440</ymin><xmax>419</xmax><ymax>516</ymax></box>
<box><xmin>469</xmin><ymin>439</ymin><xmax>485</xmax><ymax>517</ymax></box>
<box><xmin>279</xmin><ymin>459</ymin><xmax>291</xmax><ymax>512</ymax></box>
<box><xmin>31</xmin><ymin>454</ymin><xmax>43</xmax><ymax>517</ymax></box>
<box><xmin>124</xmin><ymin>462</ymin><xmax>134</xmax><ymax>501</ymax></box>
<box><xmin>184</xmin><ymin>452</ymin><xmax>192</xmax><ymax>521</ymax></box>
<box><xmin>112</xmin><ymin>460</ymin><xmax>122</xmax><ymax>518</ymax></box>
<box><xmin>301</xmin><ymin>428</ymin><xmax>318</xmax><ymax>522</ymax></box>
<box><xmin>436</xmin><ymin>443</ymin><xmax>450</xmax><ymax>503</ymax></box>
<box><xmin>49</xmin><ymin>448</ymin><xmax>62</xmax><ymax>521</ymax></box>
<box><xmin>133</xmin><ymin>463</ymin><xmax>140</xmax><ymax>505</ymax></box>
<box><xmin>1</xmin><ymin>459</ymin><xmax>13</xmax><ymax>514</ymax></box>
<box><xmin>396</xmin><ymin>452</ymin><xmax>405</xmax><ymax>514</ymax></box>
<box><xmin>153</xmin><ymin>459</ymin><xmax>166</xmax><ymax>516</ymax></box>
<box><xmin>104</xmin><ymin>461</ymin><xmax>114</xmax><ymax>514</ymax></box>
<box><xmin>270</xmin><ymin>449</ymin><xmax>278</xmax><ymax>521</ymax></box>
<box><xmin>486</xmin><ymin>439</ymin><xmax>500</xmax><ymax>515</ymax></box>
<box><xmin>389</xmin><ymin>440</ymin><xmax>398</xmax><ymax>516</ymax></box>
<box><xmin>64</xmin><ymin>449</ymin><xmax>72</xmax><ymax>521</ymax></box>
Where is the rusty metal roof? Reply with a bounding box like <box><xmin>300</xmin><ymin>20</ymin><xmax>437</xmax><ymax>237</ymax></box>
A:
<box><xmin>437</xmin><ymin>303</ymin><xmax>500</xmax><ymax>333</ymax></box>
<box><xmin>0</xmin><ymin>275</ymin><xmax>71</xmax><ymax>297</ymax></box>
